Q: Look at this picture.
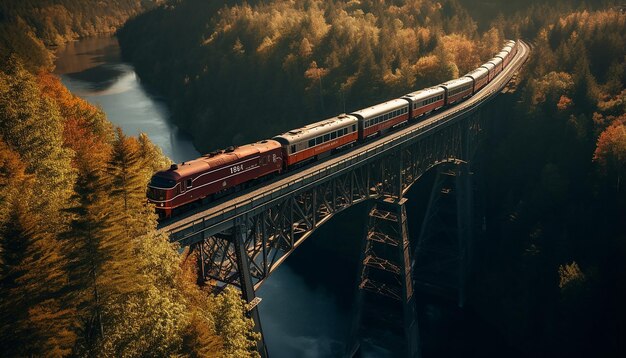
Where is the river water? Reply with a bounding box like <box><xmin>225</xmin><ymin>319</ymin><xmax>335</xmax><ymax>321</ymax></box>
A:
<box><xmin>54</xmin><ymin>36</ymin><xmax>515</xmax><ymax>358</ymax></box>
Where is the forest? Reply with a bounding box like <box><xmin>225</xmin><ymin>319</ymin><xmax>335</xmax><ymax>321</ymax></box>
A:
<box><xmin>476</xmin><ymin>6</ymin><xmax>626</xmax><ymax>356</ymax></box>
<box><xmin>118</xmin><ymin>0</ymin><xmax>509</xmax><ymax>151</ymax></box>
<box><xmin>0</xmin><ymin>0</ymin><xmax>624</xmax><ymax>356</ymax></box>
<box><xmin>0</xmin><ymin>1</ymin><xmax>259</xmax><ymax>357</ymax></box>
<box><xmin>118</xmin><ymin>0</ymin><xmax>626</xmax><ymax>356</ymax></box>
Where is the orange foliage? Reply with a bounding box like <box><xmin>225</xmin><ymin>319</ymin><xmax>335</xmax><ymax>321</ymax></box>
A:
<box><xmin>0</xmin><ymin>139</ymin><xmax>26</xmax><ymax>187</ymax></box>
<box><xmin>557</xmin><ymin>95</ymin><xmax>573</xmax><ymax>111</ymax></box>
<box><xmin>37</xmin><ymin>71</ymin><xmax>110</xmax><ymax>136</ymax></box>
<box><xmin>36</xmin><ymin>71</ymin><xmax>112</xmax><ymax>170</ymax></box>
<box><xmin>63</xmin><ymin>118</ymin><xmax>111</xmax><ymax>172</ymax></box>
<box><xmin>593</xmin><ymin>116</ymin><xmax>626</xmax><ymax>171</ymax></box>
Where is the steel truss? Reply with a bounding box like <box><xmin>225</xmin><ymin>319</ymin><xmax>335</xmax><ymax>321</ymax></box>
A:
<box><xmin>192</xmin><ymin>116</ymin><xmax>483</xmax><ymax>294</ymax></box>
<box><xmin>185</xmin><ymin>114</ymin><xmax>483</xmax><ymax>357</ymax></box>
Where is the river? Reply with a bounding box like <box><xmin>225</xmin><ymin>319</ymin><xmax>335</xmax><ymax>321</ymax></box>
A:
<box><xmin>54</xmin><ymin>35</ymin><xmax>514</xmax><ymax>358</ymax></box>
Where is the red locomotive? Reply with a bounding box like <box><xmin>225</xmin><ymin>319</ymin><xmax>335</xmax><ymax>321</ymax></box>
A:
<box><xmin>147</xmin><ymin>140</ymin><xmax>283</xmax><ymax>218</ymax></box>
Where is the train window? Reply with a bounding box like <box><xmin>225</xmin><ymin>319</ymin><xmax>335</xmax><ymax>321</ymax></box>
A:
<box><xmin>309</xmin><ymin>139</ymin><xmax>315</xmax><ymax>147</ymax></box>
<box><xmin>344</xmin><ymin>128</ymin><xmax>348</xmax><ymax>135</ymax></box>
<box><xmin>331</xmin><ymin>132</ymin><xmax>336</xmax><ymax>139</ymax></box>
<box><xmin>316</xmin><ymin>137</ymin><xmax>322</xmax><ymax>145</ymax></box>
<box><xmin>186</xmin><ymin>179</ymin><xmax>192</xmax><ymax>188</ymax></box>
<box><xmin>352</xmin><ymin>125</ymin><xmax>356</xmax><ymax>131</ymax></box>
<box><xmin>324</xmin><ymin>134</ymin><xmax>330</xmax><ymax>141</ymax></box>
<box><xmin>291</xmin><ymin>145</ymin><xmax>296</xmax><ymax>153</ymax></box>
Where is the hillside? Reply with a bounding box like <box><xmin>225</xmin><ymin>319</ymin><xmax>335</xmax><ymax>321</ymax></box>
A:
<box><xmin>0</xmin><ymin>1</ymin><xmax>260</xmax><ymax>356</ymax></box>
<box><xmin>0</xmin><ymin>0</ymin><xmax>161</xmax><ymax>70</ymax></box>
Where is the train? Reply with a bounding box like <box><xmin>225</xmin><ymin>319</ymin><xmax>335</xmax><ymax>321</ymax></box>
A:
<box><xmin>148</xmin><ymin>40</ymin><xmax>519</xmax><ymax>218</ymax></box>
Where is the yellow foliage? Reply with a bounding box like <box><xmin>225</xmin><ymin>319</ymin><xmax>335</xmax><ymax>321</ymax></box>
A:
<box><xmin>558</xmin><ymin>261</ymin><xmax>586</xmax><ymax>290</ymax></box>
<box><xmin>440</xmin><ymin>33</ymin><xmax>480</xmax><ymax>74</ymax></box>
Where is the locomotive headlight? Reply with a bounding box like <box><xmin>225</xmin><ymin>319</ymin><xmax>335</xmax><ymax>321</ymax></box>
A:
<box><xmin>160</xmin><ymin>203</ymin><xmax>164</xmax><ymax>207</ymax></box>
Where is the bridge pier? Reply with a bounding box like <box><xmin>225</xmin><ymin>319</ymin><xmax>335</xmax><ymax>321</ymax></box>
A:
<box><xmin>413</xmin><ymin>163</ymin><xmax>473</xmax><ymax>307</ymax></box>
<box><xmin>234</xmin><ymin>217</ymin><xmax>269</xmax><ymax>358</ymax></box>
<box><xmin>348</xmin><ymin>196</ymin><xmax>420</xmax><ymax>358</ymax></box>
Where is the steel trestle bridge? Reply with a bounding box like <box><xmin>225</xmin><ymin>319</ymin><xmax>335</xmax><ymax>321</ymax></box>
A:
<box><xmin>158</xmin><ymin>40</ymin><xmax>530</xmax><ymax>357</ymax></box>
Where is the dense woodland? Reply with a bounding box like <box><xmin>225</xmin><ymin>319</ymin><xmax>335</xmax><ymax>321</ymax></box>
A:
<box><xmin>477</xmin><ymin>6</ymin><xmax>626</xmax><ymax>356</ymax></box>
<box><xmin>0</xmin><ymin>2</ymin><xmax>259</xmax><ymax>357</ymax></box>
<box><xmin>118</xmin><ymin>0</ymin><xmax>509</xmax><ymax>151</ymax></box>
<box><xmin>118</xmin><ymin>0</ymin><xmax>626</xmax><ymax>356</ymax></box>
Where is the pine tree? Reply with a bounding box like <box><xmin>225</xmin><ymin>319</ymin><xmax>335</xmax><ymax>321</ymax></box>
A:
<box><xmin>137</xmin><ymin>132</ymin><xmax>170</xmax><ymax>184</ymax></box>
<box><xmin>108</xmin><ymin>128</ymin><xmax>155</xmax><ymax>237</ymax></box>
<box><xmin>0</xmin><ymin>57</ymin><xmax>75</xmax><ymax>230</ymax></box>
<box><xmin>0</xmin><ymin>183</ymin><xmax>76</xmax><ymax>356</ymax></box>
<box><xmin>213</xmin><ymin>287</ymin><xmax>261</xmax><ymax>358</ymax></box>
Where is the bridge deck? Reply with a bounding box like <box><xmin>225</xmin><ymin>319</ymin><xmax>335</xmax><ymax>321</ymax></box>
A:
<box><xmin>159</xmin><ymin>40</ymin><xmax>530</xmax><ymax>242</ymax></box>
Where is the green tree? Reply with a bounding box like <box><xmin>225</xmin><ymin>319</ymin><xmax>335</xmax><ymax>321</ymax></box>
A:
<box><xmin>213</xmin><ymin>287</ymin><xmax>260</xmax><ymax>358</ymax></box>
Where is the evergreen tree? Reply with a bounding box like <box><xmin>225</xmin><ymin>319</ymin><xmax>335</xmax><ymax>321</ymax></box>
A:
<box><xmin>214</xmin><ymin>287</ymin><xmax>261</xmax><ymax>358</ymax></box>
<box><xmin>0</xmin><ymin>57</ymin><xmax>75</xmax><ymax>230</ymax></box>
<box><xmin>107</xmin><ymin>128</ymin><xmax>155</xmax><ymax>237</ymax></box>
<box><xmin>0</xmin><ymin>179</ymin><xmax>75</xmax><ymax>356</ymax></box>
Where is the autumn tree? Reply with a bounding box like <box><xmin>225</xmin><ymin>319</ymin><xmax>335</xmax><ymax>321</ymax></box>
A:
<box><xmin>0</xmin><ymin>57</ymin><xmax>75</xmax><ymax>230</ymax></box>
<box><xmin>214</xmin><ymin>287</ymin><xmax>261</xmax><ymax>358</ymax></box>
<box><xmin>0</xmin><ymin>140</ymin><xmax>76</xmax><ymax>356</ymax></box>
<box><xmin>594</xmin><ymin>120</ymin><xmax>626</xmax><ymax>191</ymax></box>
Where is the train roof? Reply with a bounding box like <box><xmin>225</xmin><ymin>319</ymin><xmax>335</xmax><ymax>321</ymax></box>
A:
<box><xmin>487</xmin><ymin>56</ymin><xmax>503</xmax><ymax>65</ymax></box>
<box><xmin>402</xmin><ymin>86</ymin><xmax>445</xmax><ymax>101</ymax></box>
<box><xmin>151</xmin><ymin>140</ymin><xmax>282</xmax><ymax>181</ymax></box>
<box><xmin>495</xmin><ymin>51</ymin><xmax>510</xmax><ymax>60</ymax></box>
<box><xmin>272</xmin><ymin>114</ymin><xmax>358</xmax><ymax>143</ymax></box>
<box><xmin>481</xmin><ymin>61</ymin><xmax>496</xmax><ymax>70</ymax></box>
<box><xmin>350</xmin><ymin>98</ymin><xmax>409</xmax><ymax>119</ymax></box>
<box><xmin>465</xmin><ymin>67</ymin><xmax>489</xmax><ymax>79</ymax></box>
<box><xmin>439</xmin><ymin>76</ymin><xmax>473</xmax><ymax>90</ymax></box>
